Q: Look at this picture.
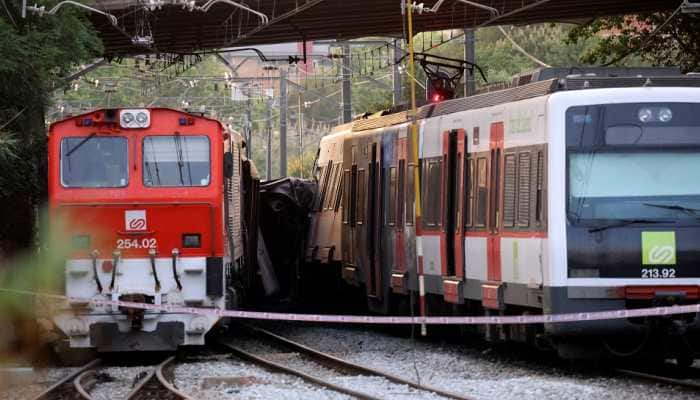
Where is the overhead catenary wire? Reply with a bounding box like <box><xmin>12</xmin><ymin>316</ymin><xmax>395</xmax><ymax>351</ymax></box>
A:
<box><xmin>497</xmin><ymin>26</ymin><xmax>551</xmax><ymax>68</ymax></box>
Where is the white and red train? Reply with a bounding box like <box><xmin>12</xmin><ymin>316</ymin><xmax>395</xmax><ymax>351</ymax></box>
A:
<box><xmin>47</xmin><ymin>108</ymin><xmax>258</xmax><ymax>351</ymax></box>
<box><xmin>307</xmin><ymin>70</ymin><xmax>700</xmax><ymax>360</ymax></box>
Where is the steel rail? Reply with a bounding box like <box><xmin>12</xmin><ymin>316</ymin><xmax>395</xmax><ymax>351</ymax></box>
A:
<box><xmin>614</xmin><ymin>366</ymin><xmax>700</xmax><ymax>391</ymax></box>
<box><xmin>243</xmin><ymin>324</ymin><xmax>476</xmax><ymax>400</ymax></box>
<box><xmin>126</xmin><ymin>356</ymin><xmax>193</xmax><ymax>400</ymax></box>
<box><xmin>219</xmin><ymin>339</ymin><xmax>383</xmax><ymax>400</ymax></box>
<box><xmin>33</xmin><ymin>359</ymin><xmax>101</xmax><ymax>400</ymax></box>
<box><xmin>74</xmin><ymin>369</ymin><xmax>101</xmax><ymax>399</ymax></box>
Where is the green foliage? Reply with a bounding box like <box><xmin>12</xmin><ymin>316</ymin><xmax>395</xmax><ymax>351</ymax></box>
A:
<box><xmin>0</xmin><ymin>1</ymin><xmax>102</xmax><ymax>253</ymax></box>
<box><xmin>567</xmin><ymin>12</ymin><xmax>699</xmax><ymax>72</ymax></box>
<box><xmin>288</xmin><ymin>149</ymin><xmax>317</xmax><ymax>178</ymax></box>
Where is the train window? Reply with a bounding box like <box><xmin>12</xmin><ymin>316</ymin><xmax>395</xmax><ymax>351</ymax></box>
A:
<box><xmin>143</xmin><ymin>135</ymin><xmax>210</xmax><ymax>187</ymax></box>
<box><xmin>406</xmin><ymin>164</ymin><xmax>415</xmax><ymax>225</ymax></box>
<box><xmin>465</xmin><ymin>158</ymin><xmax>474</xmax><ymax>228</ymax></box>
<box><xmin>503</xmin><ymin>154</ymin><xmax>517</xmax><ymax>228</ymax></box>
<box><xmin>424</xmin><ymin>160</ymin><xmax>442</xmax><ymax>227</ymax></box>
<box><xmin>517</xmin><ymin>152</ymin><xmax>531</xmax><ymax>227</ymax></box>
<box><xmin>387</xmin><ymin>167</ymin><xmax>397</xmax><ymax>226</ymax></box>
<box><xmin>333</xmin><ymin>167</ymin><xmax>344</xmax><ymax>212</ymax></box>
<box><xmin>475</xmin><ymin>157</ymin><xmax>487</xmax><ymax>227</ymax></box>
<box><xmin>61</xmin><ymin>136</ymin><xmax>128</xmax><ymax>188</ymax></box>
<box><xmin>535</xmin><ymin>150</ymin><xmax>545</xmax><ymax>227</ymax></box>
<box><xmin>315</xmin><ymin>165</ymin><xmax>327</xmax><ymax>211</ymax></box>
<box><xmin>356</xmin><ymin>169</ymin><xmax>365</xmax><ymax>224</ymax></box>
<box><xmin>324</xmin><ymin>164</ymin><xmax>340</xmax><ymax>210</ymax></box>
<box><xmin>397</xmin><ymin>160</ymin><xmax>405</xmax><ymax>228</ymax></box>
<box><xmin>317</xmin><ymin>161</ymin><xmax>333</xmax><ymax>211</ymax></box>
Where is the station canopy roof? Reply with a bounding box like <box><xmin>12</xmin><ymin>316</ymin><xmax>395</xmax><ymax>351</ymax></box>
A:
<box><xmin>88</xmin><ymin>0</ymin><xmax>674</xmax><ymax>56</ymax></box>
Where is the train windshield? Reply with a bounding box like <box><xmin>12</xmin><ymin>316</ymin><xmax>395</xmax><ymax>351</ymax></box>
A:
<box><xmin>60</xmin><ymin>136</ymin><xmax>128</xmax><ymax>188</ymax></box>
<box><xmin>567</xmin><ymin>103</ymin><xmax>700</xmax><ymax>222</ymax></box>
<box><xmin>143</xmin><ymin>135</ymin><xmax>210</xmax><ymax>187</ymax></box>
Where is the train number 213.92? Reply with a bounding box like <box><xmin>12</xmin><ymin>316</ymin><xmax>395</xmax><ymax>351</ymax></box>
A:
<box><xmin>116</xmin><ymin>238</ymin><xmax>157</xmax><ymax>249</ymax></box>
<box><xmin>641</xmin><ymin>268</ymin><xmax>676</xmax><ymax>279</ymax></box>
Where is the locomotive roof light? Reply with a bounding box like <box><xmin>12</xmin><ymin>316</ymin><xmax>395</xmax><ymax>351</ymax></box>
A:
<box><xmin>120</xmin><ymin>109</ymin><xmax>150</xmax><ymax>128</ymax></box>
<box><xmin>638</xmin><ymin>108</ymin><xmax>653</xmax><ymax>123</ymax></box>
<box><xmin>637</xmin><ymin>107</ymin><xmax>673</xmax><ymax>123</ymax></box>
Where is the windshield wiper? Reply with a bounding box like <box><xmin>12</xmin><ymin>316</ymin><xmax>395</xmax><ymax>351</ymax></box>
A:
<box><xmin>65</xmin><ymin>132</ymin><xmax>97</xmax><ymax>157</ymax></box>
<box><xmin>643</xmin><ymin>203</ymin><xmax>700</xmax><ymax>216</ymax></box>
<box><xmin>174</xmin><ymin>134</ymin><xmax>186</xmax><ymax>185</ymax></box>
<box><xmin>588</xmin><ymin>219</ymin><xmax>671</xmax><ymax>233</ymax></box>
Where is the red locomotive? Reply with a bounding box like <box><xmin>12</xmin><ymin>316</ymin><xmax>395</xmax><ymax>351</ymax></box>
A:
<box><xmin>47</xmin><ymin>107</ymin><xmax>258</xmax><ymax>352</ymax></box>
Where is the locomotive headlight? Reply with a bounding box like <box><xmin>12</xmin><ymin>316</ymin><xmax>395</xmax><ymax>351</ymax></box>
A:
<box><xmin>121</xmin><ymin>112</ymin><xmax>134</xmax><ymax>124</ymax></box>
<box><xmin>119</xmin><ymin>109</ymin><xmax>150</xmax><ymax>128</ymax></box>
<box><xmin>658</xmin><ymin>107</ymin><xmax>673</xmax><ymax>122</ymax></box>
<box><xmin>638</xmin><ymin>107</ymin><xmax>653</xmax><ymax>123</ymax></box>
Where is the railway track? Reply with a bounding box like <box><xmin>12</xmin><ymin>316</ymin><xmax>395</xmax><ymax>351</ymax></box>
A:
<box><xmin>614</xmin><ymin>364</ymin><xmax>700</xmax><ymax>391</ymax></box>
<box><xmin>220</xmin><ymin>324</ymin><xmax>475</xmax><ymax>400</ymax></box>
<box><xmin>126</xmin><ymin>356</ymin><xmax>193</xmax><ymax>400</ymax></box>
<box><xmin>33</xmin><ymin>359</ymin><xmax>101</xmax><ymax>400</ymax></box>
<box><xmin>33</xmin><ymin>356</ymin><xmax>192</xmax><ymax>400</ymax></box>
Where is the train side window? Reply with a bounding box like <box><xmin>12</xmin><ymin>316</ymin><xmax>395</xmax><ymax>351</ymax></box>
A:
<box><xmin>465</xmin><ymin>157</ymin><xmax>474</xmax><ymax>228</ymax></box>
<box><xmin>406</xmin><ymin>164</ymin><xmax>415</xmax><ymax>225</ymax></box>
<box><xmin>535</xmin><ymin>150</ymin><xmax>545</xmax><ymax>227</ymax></box>
<box><xmin>342</xmin><ymin>169</ymin><xmax>351</xmax><ymax>224</ymax></box>
<box><xmin>322</xmin><ymin>164</ymin><xmax>334</xmax><ymax>211</ymax></box>
<box><xmin>423</xmin><ymin>160</ymin><xmax>442</xmax><ymax>227</ymax></box>
<box><xmin>356</xmin><ymin>169</ymin><xmax>365</xmax><ymax>224</ymax></box>
<box><xmin>314</xmin><ymin>165</ymin><xmax>326</xmax><ymax>211</ymax></box>
<box><xmin>475</xmin><ymin>157</ymin><xmax>487</xmax><ymax>227</ymax></box>
<box><xmin>397</xmin><ymin>160</ymin><xmax>405</xmax><ymax>228</ymax></box>
<box><xmin>334</xmin><ymin>167</ymin><xmax>344</xmax><ymax>212</ymax></box>
<box><xmin>503</xmin><ymin>154</ymin><xmax>517</xmax><ymax>228</ymax></box>
<box><xmin>517</xmin><ymin>152</ymin><xmax>531</xmax><ymax>227</ymax></box>
<box><xmin>387</xmin><ymin>167</ymin><xmax>397</xmax><ymax>226</ymax></box>
<box><xmin>324</xmin><ymin>164</ymin><xmax>340</xmax><ymax>211</ymax></box>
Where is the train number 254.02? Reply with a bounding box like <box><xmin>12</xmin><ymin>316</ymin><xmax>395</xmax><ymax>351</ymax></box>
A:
<box><xmin>116</xmin><ymin>238</ymin><xmax>157</xmax><ymax>249</ymax></box>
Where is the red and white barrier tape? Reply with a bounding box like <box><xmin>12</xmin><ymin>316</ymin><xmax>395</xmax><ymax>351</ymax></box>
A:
<box><xmin>2</xmin><ymin>288</ymin><xmax>699</xmax><ymax>325</ymax></box>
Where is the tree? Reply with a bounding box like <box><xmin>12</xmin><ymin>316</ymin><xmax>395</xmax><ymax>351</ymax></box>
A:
<box><xmin>567</xmin><ymin>10</ymin><xmax>699</xmax><ymax>72</ymax></box>
<box><xmin>0</xmin><ymin>2</ymin><xmax>102</xmax><ymax>255</ymax></box>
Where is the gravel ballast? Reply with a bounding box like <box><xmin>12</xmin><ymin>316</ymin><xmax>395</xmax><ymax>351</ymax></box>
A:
<box><xmin>264</xmin><ymin>323</ymin><xmax>700</xmax><ymax>400</ymax></box>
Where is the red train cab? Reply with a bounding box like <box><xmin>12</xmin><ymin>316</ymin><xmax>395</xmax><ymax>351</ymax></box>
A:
<box><xmin>47</xmin><ymin>108</ymin><xmax>242</xmax><ymax>351</ymax></box>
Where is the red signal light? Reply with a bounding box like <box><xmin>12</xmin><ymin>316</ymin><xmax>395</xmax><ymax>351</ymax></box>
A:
<box><xmin>432</xmin><ymin>94</ymin><xmax>444</xmax><ymax>103</ymax></box>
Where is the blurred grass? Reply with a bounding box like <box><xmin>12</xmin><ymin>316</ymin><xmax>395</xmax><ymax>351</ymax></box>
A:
<box><xmin>0</xmin><ymin>210</ymin><xmax>70</xmax><ymax>362</ymax></box>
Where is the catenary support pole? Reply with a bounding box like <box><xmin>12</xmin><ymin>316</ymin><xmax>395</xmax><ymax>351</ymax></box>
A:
<box><xmin>279</xmin><ymin>68</ymin><xmax>288</xmax><ymax>177</ymax></box>
<box><xmin>464</xmin><ymin>28</ymin><xmax>476</xmax><ymax>96</ymax></box>
<box><xmin>405</xmin><ymin>0</ymin><xmax>426</xmax><ymax>336</ymax></box>
<box><xmin>298</xmin><ymin>93</ymin><xmax>304</xmax><ymax>178</ymax></box>
<box><xmin>392</xmin><ymin>39</ymin><xmax>402</xmax><ymax>106</ymax></box>
<box><xmin>245</xmin><ymin>92</ymin><xmax>252</xmax><ymax>159</ymax></box>
<box><xmin>341</xmin><ymin>42</ymin><xmax>352</xmax><ymax>123</ymax></box>
<box><xmin>266</xmin><ymin>96</ymin><xmax>272</xmax><ymax>180</ymax></box>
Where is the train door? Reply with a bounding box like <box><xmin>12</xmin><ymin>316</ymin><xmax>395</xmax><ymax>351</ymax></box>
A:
<box><xmin>341</xmin><ymin>139</ymin><xmax>359</xmax><ymax>285</ymax></box>
<box><xmin>482</xmin><ymin>122</ymin><xmax>504</xmax><ymax>310</ymax></box>
<box><xmin>441</xmin><ymin>129</ymin><xmax>466</xmax><ymax>303</ymax></box>
<box><xmin>367</xmin><ymin>139</ymin><xmax>383</xmax><ymax>298</ymax></box>
<box><xmin>391</xmin><ymin>132</ymin><xmax>409</xmax><ymax>293</ymax></box>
